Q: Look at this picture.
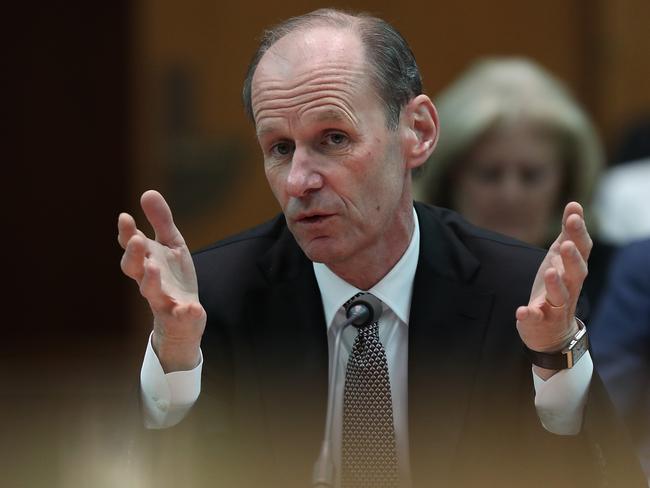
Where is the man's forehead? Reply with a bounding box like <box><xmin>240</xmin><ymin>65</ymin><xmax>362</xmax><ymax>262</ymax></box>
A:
<box><xmin>254</xmin><ymin>26</ymin><xmax>365</xmax><ymax>83</ymax></box>
<box><xmin>250</xmin><ymin>26</ymin><xmax>373</xmax><ymax>125</ymax></box>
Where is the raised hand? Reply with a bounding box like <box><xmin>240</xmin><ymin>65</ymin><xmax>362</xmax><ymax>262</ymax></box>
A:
<box><xmin>118</xmin><ymin>190</ymin><xmax>206</xmax><ymax>372</ymax></box>
<box><xmin>516</xmin><ymin>202</ymin><xmax>592</xmax><ymax>377</ymax></box>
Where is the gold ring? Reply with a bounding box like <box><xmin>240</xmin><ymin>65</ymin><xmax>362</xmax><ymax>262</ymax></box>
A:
<box><xmin>545</xmin><ymin>297</ymin><xmax>565</xmax><ymax>309</ymax></box>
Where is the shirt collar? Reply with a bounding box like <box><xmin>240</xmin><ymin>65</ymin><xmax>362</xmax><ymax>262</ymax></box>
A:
<box><xmin>313</xmin><ymin>207</ymin><xmax>420</xmax><ymax>329</ymax></box>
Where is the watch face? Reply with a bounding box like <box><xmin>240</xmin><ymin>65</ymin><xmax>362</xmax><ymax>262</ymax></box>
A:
<box><xmin>571</xmin><ymin>342</ymin><xmax>587</xmax><ymax>365</ymax></box>
<box><xmin>567</xmin><ymin>329</ymin><xmax>589</xmax><ymax>368</ymax></box>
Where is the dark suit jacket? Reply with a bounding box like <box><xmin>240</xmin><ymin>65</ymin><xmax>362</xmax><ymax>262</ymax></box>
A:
<box><xmin>590</xmin><ymin>238</ymin><xmax>650</xmax><ymax>478</ymax></box>
<box><xmin>137</xmin><ymin>203</ymin><xmax>645</xmax><ymax>488</ymax></box>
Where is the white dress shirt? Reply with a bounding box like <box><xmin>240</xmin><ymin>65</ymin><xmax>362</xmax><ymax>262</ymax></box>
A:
<box><xmin>140</xmin><ymin>207</ymin><xmax>593</xmax><ymax>486</ymax></box>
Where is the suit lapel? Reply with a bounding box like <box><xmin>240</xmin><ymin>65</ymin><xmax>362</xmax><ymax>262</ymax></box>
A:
<box><xmin>409</xmin><ymin>204</ymin><xmax>495</xmax><ymax>486</ymax></box>
<box><xmin>248</xmin><ymin>225</ymin><xmax>329</xmax><ymax>484</ymax></box>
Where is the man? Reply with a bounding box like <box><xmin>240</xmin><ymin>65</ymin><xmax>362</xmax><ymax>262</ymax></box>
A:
<box><xmin>118</xmin><ymin>9</ymin><xmax>644</xmax><ymax>488</ymax></box>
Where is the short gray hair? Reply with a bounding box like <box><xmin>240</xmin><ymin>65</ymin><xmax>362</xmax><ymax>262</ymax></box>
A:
<box><xmin>242</xmin><ymin>8</ymin><xmax>422</xmax><ymax>129</ymax></box>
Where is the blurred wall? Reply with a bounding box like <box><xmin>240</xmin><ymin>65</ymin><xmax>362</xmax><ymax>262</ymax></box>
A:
<box><xmin>592</xmin><ymin>0</ymin><xmax>650</xmax><ymax>153</ymax></box>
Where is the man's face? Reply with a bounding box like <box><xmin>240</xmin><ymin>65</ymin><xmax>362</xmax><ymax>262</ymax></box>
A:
<box><xmin>251</xmin><ymin>27</ymin><xmax>413</xmax><ymax>269</ymax></box>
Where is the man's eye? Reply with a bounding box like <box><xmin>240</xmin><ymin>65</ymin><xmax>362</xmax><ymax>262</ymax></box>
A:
<box><xmin>271</xmin><ymin>141</ymin><xmax>294</xmax><ymax>156</ymax></box>
<box><xmin>324</xmin><ymin>132</ymin><xmax>348</xmax><ymax>146</ymax></box>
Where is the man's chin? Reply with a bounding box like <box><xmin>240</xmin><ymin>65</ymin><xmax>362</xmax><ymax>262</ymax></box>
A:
<box><xmin>297</xmin><ymin>237</ymin><xmax>345</xmax><ymax>266</ymax></box>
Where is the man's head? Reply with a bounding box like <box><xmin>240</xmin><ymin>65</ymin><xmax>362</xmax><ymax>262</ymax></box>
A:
<box><xmin>243</xmin><ymin>9</ymin><xmax>423</xmax><ymax>130</ymax></box>
<box><xmin>245</xmin><ymin>9</ymin><xmax>438</xmax><ymax>287</ymax></box>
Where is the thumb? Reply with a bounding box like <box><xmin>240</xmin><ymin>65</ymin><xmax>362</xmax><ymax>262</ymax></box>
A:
<box><xmin>140</xmin><ymin>190</ymin><xmax>185</xmax><ymax>247</ymax></box>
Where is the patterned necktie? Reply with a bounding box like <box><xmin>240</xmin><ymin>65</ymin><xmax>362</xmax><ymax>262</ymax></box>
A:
<box><xmin>341</xmin><ymin>295</ymin><xmax>399</xmax><ymax>488</ymax></box>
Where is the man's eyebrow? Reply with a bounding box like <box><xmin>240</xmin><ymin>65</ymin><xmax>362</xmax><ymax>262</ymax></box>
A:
<box><xmin>256</xmin><ymin>125</ymin><xmax>277</xmax><ymax>138</ymax></box>
<box><xmin>256</xmin><ymin>109</ymin><xmax>355</xmax><ymax>138</ymax></box>
<box><xmin>307</xmin><ymin>108</ymin><xmax>353</xmax><ymax>125</ymax></box>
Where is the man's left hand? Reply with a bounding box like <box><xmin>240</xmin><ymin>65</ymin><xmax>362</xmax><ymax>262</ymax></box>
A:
<box><xmin>516</xmin><ymin>202</ymin><xmax>592</xmax><ymax>378</ymax></box>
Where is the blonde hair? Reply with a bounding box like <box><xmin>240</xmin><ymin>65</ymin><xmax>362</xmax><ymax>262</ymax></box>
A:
<box><xmin>414</xmin><ymin>57</ymin><xmax>604</xmax><ymax>236</ymax></box>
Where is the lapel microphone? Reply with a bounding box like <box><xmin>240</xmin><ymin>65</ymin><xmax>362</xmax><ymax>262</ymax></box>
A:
<box><xmin>346</xmin><ymin>293</ymin><xmax>383</xmax><ymax>328</ymax></box>
<box><xmin>312</xmin><ymin>292</ymin><xmax>384</xmax><ymax>487</ymax></box>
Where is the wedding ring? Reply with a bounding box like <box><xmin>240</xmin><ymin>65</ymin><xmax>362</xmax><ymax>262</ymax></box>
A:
<box><xmin>545</xmin><ymin>297</ymin><xmax>565</xmax><ymax>309</ymax></box>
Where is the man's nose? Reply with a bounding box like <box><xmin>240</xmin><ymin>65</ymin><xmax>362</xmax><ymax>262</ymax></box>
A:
<box><xmin>286</xmin><ymin>146</ymin><xmax>323</xmax><ymax>197</ymax></box>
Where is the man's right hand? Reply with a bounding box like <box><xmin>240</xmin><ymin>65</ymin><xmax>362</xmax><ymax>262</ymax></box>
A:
<box><xmin>118</xmin><ymin>190</ymin><xmax>206</xmax><ymax>372</ymax></box>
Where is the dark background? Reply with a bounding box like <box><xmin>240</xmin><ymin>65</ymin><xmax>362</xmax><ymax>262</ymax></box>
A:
<box><xmin>6</xmin><ymin>3</ymin><xmax>134</xmax><ymax>486</ymax></box>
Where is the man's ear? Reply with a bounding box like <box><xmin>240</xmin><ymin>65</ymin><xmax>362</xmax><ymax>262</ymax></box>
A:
<box><xmin>402</xmin><ymin>94</ymin><xmax>439</xmax><ymax>170</ymax></box>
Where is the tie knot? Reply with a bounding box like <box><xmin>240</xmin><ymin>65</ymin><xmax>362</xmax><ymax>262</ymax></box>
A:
<box><xmin>358</xmin><ymin>320</ymin><xmax>380</xmax><ymax>341</ymax></box>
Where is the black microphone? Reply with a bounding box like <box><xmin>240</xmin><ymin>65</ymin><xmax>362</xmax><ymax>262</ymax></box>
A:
<box><xmin>312</xmin><ymin>293</ymin><xmax>383</xmax><ymax>487</ymax></box>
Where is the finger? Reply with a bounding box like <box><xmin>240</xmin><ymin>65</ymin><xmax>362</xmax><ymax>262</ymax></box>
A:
<box><xmin>140</xmin><ymin>190</ymin><xmax>185</xmax><ymax>248</ymax></box>
<box><xmin>516</xmin><ymin>304</ymin><xmax>544</xmax><ymax>324</ymax></box>
<box><xmin>117</xmin><ymin>213</ymin><xmax>137</xmax><ymax>249</ymax></box>
<box><xmin>172</xmin><ymin>301</ymin><xmax>206</xmax><ymax>322</ymax></box>
<box><xmin>118</xmin><ymin>212</ymin><xmax>147</xmax><ymax>250</ymax></box>
<box><xmin>561</xmin><ymin>202</ymin><xmax>584</xmax><ymax>235</ymax></box>
<box><xmin>562</xmin><ymin>201</ymin><xmax>584</xmax><ymax>225</ymax></box>
<box><xmin>563</xmin><ymin>213</ymin><xmax>593</xmax><ymax>261</ymax></box>
<box><xmin>560</xmin><ymin>202</ymin><xmax>592</xmax><ymax>259</ymax></box>
<box><xmin>517</xmin><ymin>305</ymin><xmax>537</xmax><ymax>322</ymax></box>
<box><xmin>120</xmin><ymin>234</ymin><xmax>148</xmax><ymax>281</ymax></box>
<box><xmin>139</xmin><ymin>260</ymin><xmax>172</xmax><ymax>312</ymax></box>
<box><xmin>559</xmin><ymin>240</ymin><xmax>588</xmax><ymax>296</ymax></box>
<box><xmin>548</xmin><ymin>202</ymin><xmax>585</xmax><ymax>253</ymax></box>
<box><xmin>543</xmin><ymin>267</ymin><xmax>570</xmax><ymax>310</ymax></box>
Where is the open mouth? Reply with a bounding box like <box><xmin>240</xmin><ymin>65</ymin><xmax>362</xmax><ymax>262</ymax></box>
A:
<box><xmin>297</xmin><ymin>213</ymin><xmax>334</xmax><ymax>225</ymax></box>
<box><xmin>302</xmin><ymin>215</ymin><xmax>328</xmax><ymax>223</ymax></box>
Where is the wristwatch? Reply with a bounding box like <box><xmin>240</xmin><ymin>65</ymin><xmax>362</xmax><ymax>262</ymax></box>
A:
<box><xmin>523</xmin><ymin>318</ymin><xmax>589</xmax><ymax>370</ymax></box>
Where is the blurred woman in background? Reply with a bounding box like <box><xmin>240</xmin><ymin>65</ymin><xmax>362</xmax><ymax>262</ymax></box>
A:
<box><xmin>414</xmin><ymin>57</ymin><xmax>613</xmax><ymax>308</ymax></box>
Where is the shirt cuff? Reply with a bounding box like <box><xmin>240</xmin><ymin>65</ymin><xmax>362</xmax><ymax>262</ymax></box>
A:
<box><xmin>533</xmin><ymin>351</ymin><xmax>593</xmax><ymax>435</ymax></box>
<box><xmin>140</xmin><ymin>332</ymin><xmax>202</xmax><ymax>429</ymax></box>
